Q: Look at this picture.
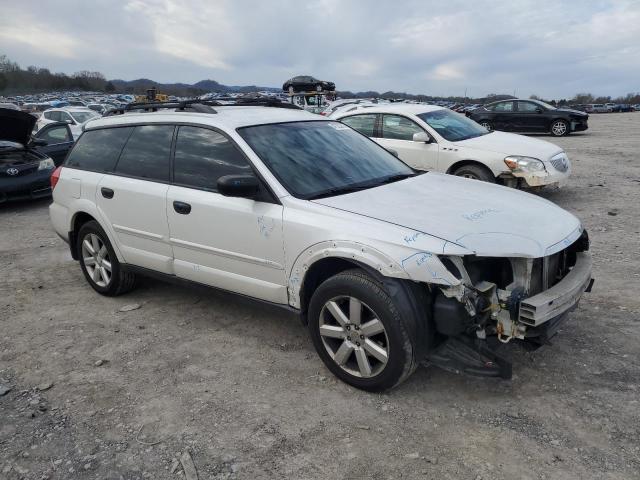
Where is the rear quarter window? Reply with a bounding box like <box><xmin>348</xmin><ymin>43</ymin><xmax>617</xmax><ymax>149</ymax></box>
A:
<box><xmin>65</xmin><ymin>127</ymin><xmax>133</xmax><ymax>172</ymax></box>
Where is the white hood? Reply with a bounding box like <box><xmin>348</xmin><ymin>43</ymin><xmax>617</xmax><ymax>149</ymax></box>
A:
<box><xmin>312</xmin><ymin>172</ymin><xmax>581</xmax><ymax>258</ymax></box>
<box><xmin>457</xmin><ymin>131</ymin><xmax>563</xmax><ymax>160</ymax></box>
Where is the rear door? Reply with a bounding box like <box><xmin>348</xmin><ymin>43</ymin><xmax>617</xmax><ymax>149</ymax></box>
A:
<box><xmin>489</xmin><ymin>101</ymin><xmax>515</xmax><ymax>130</ymax></box>
<box><xmin>378</xmin><ymin>114</ymin><xmax>438</xmax><ymax>170</ymax></box>
<box><xmin>96</xmin><ymin>124</ymin><xmax>175</xmax><ymax>273</ymax></box>
<box><xmin>166</xmin><ymin>125</ymin><xmax>287</xmax><ymax>303</ymax></box>
<box><xmin>34</xmin><ymin>123</ymin><xmax>75</xmax><ymax>166</ymax></box>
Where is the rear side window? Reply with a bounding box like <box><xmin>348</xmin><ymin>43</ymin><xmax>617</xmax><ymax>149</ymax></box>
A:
<box><xmin>115</xmin><ymin>125</ymin><xmax>174</xmax><ymax>182</ymax></box>
<box><xmin>173</xmin><ymin>126</ymin><xmax>251</xmax><ymax>191</ymax></box>
<box><xmin>340</xmin><ymin>114</ymin><xmax>377</xmax><ymax>137</ymax></box>
<box><xmin>65</xmin><ymin>127</ymin><xmax>133</xmax><ymax>172</ymax></box>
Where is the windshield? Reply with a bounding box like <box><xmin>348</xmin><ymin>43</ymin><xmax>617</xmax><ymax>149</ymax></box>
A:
<box><xmin>417</xmin><ymin>109</ymin><xmax>489</xmax><ymax>142</ymax></box>
<box><xmin>239</xmin><ymin>121</ymin><xmax>415</xmax><ymax>199</ymax></box>
<box><xmin>70</xmin><ymin>111</ymin><xmax>99</xmax><ymax>123</ymax></box>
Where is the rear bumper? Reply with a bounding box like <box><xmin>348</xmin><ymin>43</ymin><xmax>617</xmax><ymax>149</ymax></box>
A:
<box><xmin>519</xmin><ymin>252</ymin><xmax>593</xmax><ymax>326</ymax></box>
<box><xmin>0</xmin><ymin>170</ymin><xmax>52</xmax><ymax>203</ymax></box>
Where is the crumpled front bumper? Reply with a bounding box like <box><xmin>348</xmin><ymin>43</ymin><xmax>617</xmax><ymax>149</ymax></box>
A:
<box><xmin>519</xmin><ymin>252</ymin><xmax>593</xmax><ymax>327</ymax></box>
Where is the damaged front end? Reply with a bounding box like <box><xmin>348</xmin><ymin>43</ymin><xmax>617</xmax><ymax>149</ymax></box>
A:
<box><xmin>428</xmin><ymin>229</ymin><xmax>593</xmax><ymax>378</ymax></box>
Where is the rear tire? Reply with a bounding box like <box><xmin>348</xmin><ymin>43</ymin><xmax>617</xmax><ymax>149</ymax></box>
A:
<box><xmin>308</xmin><ymin>269</ymin><xmax>421</xmax><ymax>391</ymax></box>
<box><xmin>77</xmin><ymin>220</ymin><xmax>137</xmax><ymax>296</ymax></box>
<box><xmin>452</xmin><ymin>164</ymin><xmax>496</xmax><ymax>183</ymax></box>
<box><xmin>479</xmin><ymin>120</ymin><xmax>493</xmax><ymax>131</ymax></box>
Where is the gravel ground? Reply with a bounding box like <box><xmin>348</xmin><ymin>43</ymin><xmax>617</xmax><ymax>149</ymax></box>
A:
<box><xmin>1</xmin><ymin>112</ymin><xmax>639</xmax><ymax>480</ymax></box>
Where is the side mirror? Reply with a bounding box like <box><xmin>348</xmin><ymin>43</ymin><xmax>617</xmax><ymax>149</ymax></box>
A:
<box><xmin>65</xmin><ymin>119</ymin><xmax>74</xmax><ymax>124</ymax></box>
<box><xmin>30</xmin><ymin>138</ymin><xmax>48</xmax><ymax>147</ymax></box>
<box><xmin>412</xmin><ymin>131</ymin><xmax>431</xmax><ymax>143</ymax></box>
<box><xmin>217</xmin><ymin>174</ymin><xmax>260</xmax><ymax>198</ymax></box>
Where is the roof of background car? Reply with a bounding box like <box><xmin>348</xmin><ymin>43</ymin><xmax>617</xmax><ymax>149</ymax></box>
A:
<box><xmin>83</xmin><ymin>106</ymin><xmax>322</xmax><ymax>131</ymax></box>
<box><xmin>44</xmin><ymin>106</ymin><xmax>97</xmax><ymax>112</ymax></box>
<box><xmin>334</xmin><ymin>103</ymin><xmax>444</xmax><ymax>117</ymax></box>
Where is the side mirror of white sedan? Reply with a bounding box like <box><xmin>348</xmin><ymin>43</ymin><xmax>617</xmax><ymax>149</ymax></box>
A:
<box><xmin>412</xmin><ymin>131</ymin><xmax>431</xmax><ymax>143</ymax></box>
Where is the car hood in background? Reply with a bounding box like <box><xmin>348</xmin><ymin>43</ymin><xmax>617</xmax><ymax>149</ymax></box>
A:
<box><xmin>312</xmin><ymin>172</ymin><xmax>581</xmax><ymax>258</ymax></box>
<box><xmin>455</xmin><ymin>131</ymin><xmax>563</xmax><ymax>159</ymax></box>
<box><xmin>0</xmin><ymin>107</ymin><xmax>37</xmax><ymax>146</ymax></box>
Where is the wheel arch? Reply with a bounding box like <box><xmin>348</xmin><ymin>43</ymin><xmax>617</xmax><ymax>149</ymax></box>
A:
<box><xmin>69</xmin><ymin>210</ymin><xmax>123</xmax><ymax>262</ymax></box>
<box><xmin>446</xmin><ymin>159</ymin><xmax>499</xmax><ymax>178</ymax></box>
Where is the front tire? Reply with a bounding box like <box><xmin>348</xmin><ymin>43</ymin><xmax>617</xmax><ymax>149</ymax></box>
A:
<box><xmin>452</xmin><ymin>164</ymin><xmax>496</xmax><ymax>183</ymax></box>
<box><xmin>479</xmin><ymin>120</ymin><xmax>493</xmax><ymax>131</ymax></box>
<box><xmin>77</xmin><ymin>220</ymin><xmax>137</xmax><ymax>296</ymax></box>
<box><xmin>550</xmin><ymin>119</ymin><xmax>569</xmax><ymax>137</ymax></box>
<box><xmin>308</xmin><ymin>269</ymin><xmax>420</xmax><ymax>391</ymax></box>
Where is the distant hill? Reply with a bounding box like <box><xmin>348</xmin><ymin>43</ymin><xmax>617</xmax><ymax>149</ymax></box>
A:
<box><xmin>109</xmin><ymin>78</ymin><xmax>280</xmax><ymax>96</ymax></box>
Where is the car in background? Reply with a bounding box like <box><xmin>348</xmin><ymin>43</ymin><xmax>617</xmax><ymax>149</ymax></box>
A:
<box><xmin>332</xmin><ymin>103</ymin><xmax>571</xmax><ymax>189</ymax></box>
<box><xmin>37</xmin><ymin>107</ymin><xmax>100</xmax><ymax>139</ymax></box>
<box><xmin>283</xmin><ymin>75</ymin><xmax>335</xmax><ymax>94</ymax></box>
<box><xmin>0</xmin><ymin>108</ymin><xmax>74</xmax><ymax>203</ymax></box>
<box><xmin>587</xmin><ymin>104</ymin><xmax>610</xmax><ymax>113</ymax></box>
<box><xmin>604</xmin><ymin>103</ymin><xmax>617</xmax><ymax>112</ymax></box>
<box><xmin>87</xmin><ymin>103</ymin><xmax>110</xmax><ymax>115</ymax></box>
<box><xmin>67</xmin><ymin>99</ymin><xmax>88</xmax><ymax>107</ymax></box>
<box><xmin>319</xmin><ymin>99</ymin><xmax>378</xmax><ymax>116</ymax></box>
<box><xmin>469</xmin><ymin>99</ymin><xmax>588</xmax><ymax>136</ymax></box>
<box><xmin>0</xmin><ymin>102</ymin><xmax>20</xmax><ymax>110</ymax></box>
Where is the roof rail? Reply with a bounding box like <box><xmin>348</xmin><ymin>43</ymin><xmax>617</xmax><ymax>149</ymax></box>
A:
<box><xmin>105</xmin><ymin>97</ymin><xmax>301</xmax><ymax>116</ymax></box>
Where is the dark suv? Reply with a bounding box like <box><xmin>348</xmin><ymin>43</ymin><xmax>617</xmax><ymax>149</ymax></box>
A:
<box><xmin>470</xmin><ymin>99</ymin><xmax>589</xmax><ymax>137</ymax></box>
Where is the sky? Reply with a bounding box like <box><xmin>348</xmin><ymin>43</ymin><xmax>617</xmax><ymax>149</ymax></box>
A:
<box><xmin>1</xmin><ymin>0</ymin><xmax>639</xmax><ymax>99</ymax></box>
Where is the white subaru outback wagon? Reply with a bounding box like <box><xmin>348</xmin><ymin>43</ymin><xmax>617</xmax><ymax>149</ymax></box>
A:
<box><xmin>49</xmin><ymin>99</ymin><xmax>593</xmax><ymax>391</ymax></box>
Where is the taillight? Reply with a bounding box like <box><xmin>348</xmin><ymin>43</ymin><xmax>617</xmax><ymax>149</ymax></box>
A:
<box><xmin>50</xmin><ymin>166</ymin><xmax>62</xmax><ymax>190</ymax></box>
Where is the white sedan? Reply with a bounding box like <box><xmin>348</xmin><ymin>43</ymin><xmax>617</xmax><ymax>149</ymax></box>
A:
<box><xmin>332</xmin><ymin>104</ymin><xmax>570</xmax><ymax>188</ymax></box>
<box><xmin>37</xmin><ymin>107</ymin><xmax>100</xmax><ymax>140</ymax></box>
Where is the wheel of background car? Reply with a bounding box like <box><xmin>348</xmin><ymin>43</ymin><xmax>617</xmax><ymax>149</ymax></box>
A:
<box><xmin>288</xmin><ymin>86</ymin><xmax>294</xmax><ymax>95</ymax></box>
<box><xmin>479</xmin><ymin>120</ymin><xmax>493</xmax><ymax>131</ymax></box>
<box><xmin>316</xmin><ymin>84</ymin><xmax>322</xmax><ymax>92</ymax></box>
<box><xmin>308</xmin><ymin>269</ymin><xmax>420</xmax><ymax>391</ymax></box>
<box><xmin>77</xmin><ymin>220</ymin><xmax>137</xmax><ymax>296</ymax></box>
<box><xmin>550</xmin><ymin>120</ymin><xmax>569</xmax><ymax>137</ymax></box>
<box><xmin>452</xmin><ymin>164</ymin><xmax>496</xmax><ymax>183</ymax></box>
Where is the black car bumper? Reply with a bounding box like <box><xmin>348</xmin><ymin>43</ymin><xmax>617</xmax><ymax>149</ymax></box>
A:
<box><xmin>571</xmin><ymin>120</ymin><xmax>588</xmax><ymax>132</ymax></box>
<box><xmin>0</xmin><ymin>169</ymin><xmax>52</xmax><ymax>203</ymax></box>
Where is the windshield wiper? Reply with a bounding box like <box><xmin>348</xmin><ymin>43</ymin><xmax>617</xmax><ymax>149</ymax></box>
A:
<box><xmin>307</xmin><ymin>172</ymin><xmax>420</xmax><ymax>200</ymax></box>
<box><xmin>375</xmin><ymin>172</ymin><xmax>421</xmax><ymax>185</ymax></box>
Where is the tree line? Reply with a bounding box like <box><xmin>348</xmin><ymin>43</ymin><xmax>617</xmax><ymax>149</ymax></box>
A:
<box><xmin>1</xmin><ymin>54</ymin><xmax>639</xmax><ymax>105</ymax></box>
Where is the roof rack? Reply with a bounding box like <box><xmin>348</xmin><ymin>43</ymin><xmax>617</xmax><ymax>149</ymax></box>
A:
<box><xmin>105</xmin><ymin>97</ymin><xmax>301</xmax><ymax>116</ymax></box>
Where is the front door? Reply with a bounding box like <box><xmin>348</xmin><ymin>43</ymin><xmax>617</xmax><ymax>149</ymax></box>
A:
<box><xmin>376</xmin><ymin>114</ymin><xmax>438</xmax><ymax>170</ymax></box>
<box><xmin>166</xmin><ymin>126</ymin><xmax>287</xmax><ymax>303</ymax></box>
<box><xmin>34</xmin><ymin>123</ymin><xmax>75</xmax><ymax>166</ymax></box>
<box><xmin>514</xmin><ymin>101</ymin><xmax>548</xmax><ymax>132</ymax></box>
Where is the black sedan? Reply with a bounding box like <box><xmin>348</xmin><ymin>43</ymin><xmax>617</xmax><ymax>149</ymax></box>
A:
<box><xmin>282</xmin><ymin>75</ymin><xmax>335</xmax><ymax>94</ymax></box>
<box><xmin>1</xmin><ymin>108</ymin><xmax>74</xmax><ymax>203</ymax></box>
<box><xmin>469</xmin><ymin>99</ymin><xmax>589</xmax><ymax>137</ymax></box>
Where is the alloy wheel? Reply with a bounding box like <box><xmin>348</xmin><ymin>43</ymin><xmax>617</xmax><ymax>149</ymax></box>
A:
<box><xmin>552</xmin><ymin>121</ymin><xmax>567</xmax><ymax>136</ymax></box>
<box><xmin>81</xmin><ymin>233</ymin><xmax>112</xmax><ymax>287</ymax></box>
<box><xmin>480</xmin><ymin>122</ymin><xmax>492</xmax><ymax>131</ymax></box>
<box><xmin>318</xmin><ymin>296</ymin><xmax>389</xmax><ymax>378</ymax></box>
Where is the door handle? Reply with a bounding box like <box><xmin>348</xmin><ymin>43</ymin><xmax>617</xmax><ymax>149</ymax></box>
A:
<box><xmin>101</xmin><ymin>187</ymin><xmax>114</xmax><ymax>199</ymax></box>
<box><xmin>173</xmin><ymin>201</ymin><xmax>191</xmax><ymax>215</ymax></box>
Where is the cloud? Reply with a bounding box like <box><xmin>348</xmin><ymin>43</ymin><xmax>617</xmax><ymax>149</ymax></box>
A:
<box><xmin>1</xmin><ymin>0</ymin><xmax>639</xmax><ymax>98</ymax></box>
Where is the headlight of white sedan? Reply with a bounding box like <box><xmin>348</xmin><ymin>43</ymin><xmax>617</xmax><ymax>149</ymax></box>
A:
<box><xmin>503</xmin><ymin>155</ymin><xmax>546</xmax><ymax>173</ymax></box>
<box><xmin>38</xmin><ymin>158</ymin><xmax>55</xmax><ymax>171</ymax></box>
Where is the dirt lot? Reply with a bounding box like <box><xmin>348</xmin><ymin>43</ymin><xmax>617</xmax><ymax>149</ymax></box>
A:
<box><xmin>1</xmin><ymin>112</ymin><xmax>639</xmax><ymax>480</ymax></box>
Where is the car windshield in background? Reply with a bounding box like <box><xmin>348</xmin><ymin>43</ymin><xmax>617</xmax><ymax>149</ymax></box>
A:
<box><xmin>239</xmin><ymin>121</ymin><xmax>416</xmax><ymax>199</ymax></box>
<box><xmin>417</xmin><ymin>109</ymin><xmax>489</xmax><ymax>142</ymax></box>
<box><xmin>70</xmin><ymin>111</ymin><xmax>99</xmax><ymax>123</ymax></box>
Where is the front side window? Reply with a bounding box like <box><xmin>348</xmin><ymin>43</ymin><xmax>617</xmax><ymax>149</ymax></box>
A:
<box><xmin>517</xmin><ymin>101</ymin><xmax>540</xmax><ymax>112</ymax></box>
<box><xmin>173</xmin><ymin>126</ymin><xmax>251</xmax><ymax>191</ymax></box>
<box><xmin>37</xmin><ymin>125</ymin><xmax>71</xmax><ymax>144</ymax></box>
<box><xmin>417</xmin><ymin>109</ymin><xmax>489</xmax><ymax>142</ymax></box>
<box><xmin>381</xmin><ymin>115</ymin><xmax>424</xmax><ymax>141</ymax></box>
<box><xmin>340</xmin><ymin>114</ymin><xmax>377</xmax><ymax>137</ymax></box>
<box><xmin>239</xmin><ymin>121</ymin><xmax>415</xmax><ymax>199</ymax></box>
<box><xmin>65</xmin><ymin>127</ymin><xmax>133</xmax><ymax>172</ymax></box>
<box><xmin>115</xmin><ymin>125</ymin><xmax>174</xmax><ymax>182</ymax></box>
<box><xmin>490</xmin><ymin>101</ymin><xmax>514</xmax><ymax>112</ymax></box>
